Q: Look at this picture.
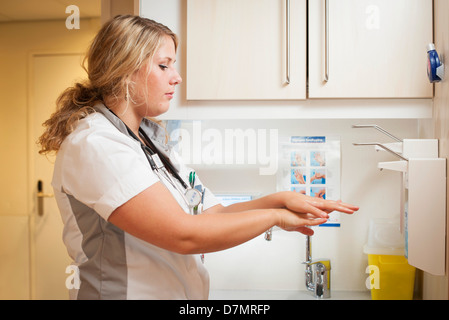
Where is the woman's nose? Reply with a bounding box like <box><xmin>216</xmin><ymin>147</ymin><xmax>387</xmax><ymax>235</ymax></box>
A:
<box><xmin>171</xmin><ymin>70</ymin><xmax>182</xmax><ymax>85</ymax></box>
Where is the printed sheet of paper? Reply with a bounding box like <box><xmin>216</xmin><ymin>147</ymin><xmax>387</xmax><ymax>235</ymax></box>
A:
<box><xmin>277</xmin><ymin>136</ymin><xmax>341</xmax><ymax>227</ymax></box>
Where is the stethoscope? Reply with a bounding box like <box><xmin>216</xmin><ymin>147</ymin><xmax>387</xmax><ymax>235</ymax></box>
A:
<box><xmin>139</xmin><ymin>128</ymin><xmax>203</xmax><ymax>213</ymax></box>
<box><xmin>107</xmin><ymin>108</ymin><xmax>203</xmax><ymax>214</ymax></box>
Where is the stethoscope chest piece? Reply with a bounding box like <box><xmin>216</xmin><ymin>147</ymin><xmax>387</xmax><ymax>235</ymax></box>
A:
<box><xmin>185</xmin><ymin>188</ymin><xmax>202</xmax><ymax>208</ymax></box>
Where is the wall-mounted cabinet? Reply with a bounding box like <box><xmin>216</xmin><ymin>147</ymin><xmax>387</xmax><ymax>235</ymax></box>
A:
<box><xmin>187</xmin><ymin>0</ymin><xmax>433</xmax><ymax>100</ymax></box>
<box><xmin>186</xmin><ymin>0</ymin><xmax>307</xmax><ymax>100</ymax></box>
<box><xmin>308</xmin><ymin>0</ymin><xmax>433</xmax><ymax>98</ymax></box>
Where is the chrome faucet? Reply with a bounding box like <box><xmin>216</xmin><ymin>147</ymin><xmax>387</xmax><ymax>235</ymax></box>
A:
<box><xmin>303</xmin><ymin>235</ymin><xmax>331</xmax><ymax>299</ymax></box>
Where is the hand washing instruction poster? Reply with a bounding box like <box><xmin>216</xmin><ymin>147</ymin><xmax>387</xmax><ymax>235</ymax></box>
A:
<box><xmin>277</xmin><ymin>136</ymin><xmax>341</xmax><ymax>227</ymax></box>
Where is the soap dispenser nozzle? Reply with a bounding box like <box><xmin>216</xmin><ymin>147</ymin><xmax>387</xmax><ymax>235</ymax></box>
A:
<box><xmin>352</xmin><ymin>142</ymin><xmax>408</xmax><ymax>161</ymax></box>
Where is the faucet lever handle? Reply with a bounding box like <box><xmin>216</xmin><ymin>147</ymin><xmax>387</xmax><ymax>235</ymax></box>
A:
<box><xmin>313</xmin><ymin>262</ymin><xmax>331</xmax><ymax>299</ymax></box>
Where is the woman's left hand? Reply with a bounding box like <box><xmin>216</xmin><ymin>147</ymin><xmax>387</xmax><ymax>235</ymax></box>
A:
<box><xmin>283</xmin><ymin>191</ymin><xmax>359</xmax><ymax>219</ymax></box>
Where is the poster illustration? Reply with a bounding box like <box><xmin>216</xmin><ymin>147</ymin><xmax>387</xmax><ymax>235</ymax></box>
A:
<box><xmin>277</xmin><ymin>136</ymin><xmax>341</xmax><ymax>227</ymax></box>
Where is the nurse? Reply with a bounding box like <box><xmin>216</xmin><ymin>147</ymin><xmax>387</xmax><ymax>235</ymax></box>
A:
<box><xmin>38</xmin><ymin>15</ymin><xmax>358</xmax><ymax>300</ymax></box>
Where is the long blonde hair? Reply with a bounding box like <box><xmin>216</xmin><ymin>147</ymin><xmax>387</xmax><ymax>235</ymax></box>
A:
<box><xmin>38</xmin><ymin>15</ymin><xmax>178</xmax><ymax>154</ymax></box>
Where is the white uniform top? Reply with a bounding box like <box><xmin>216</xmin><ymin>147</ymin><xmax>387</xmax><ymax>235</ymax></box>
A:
<box><xmin>52</xmin><ymin>103</ymin><xmax>220</xmax><ymax>300</ymax></box>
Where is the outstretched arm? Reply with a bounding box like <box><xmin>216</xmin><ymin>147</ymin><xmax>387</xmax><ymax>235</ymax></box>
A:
<box><xmin>108</xmin><ymin>184</ymin><xmax>358</xmax><ymax>255</ymax></box>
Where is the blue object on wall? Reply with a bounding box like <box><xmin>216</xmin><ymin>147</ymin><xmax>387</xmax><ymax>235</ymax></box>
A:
<box><xmin>427</xmin><ymin>43</ymin><xmax>443</xmax><ymax>83</ymax></box>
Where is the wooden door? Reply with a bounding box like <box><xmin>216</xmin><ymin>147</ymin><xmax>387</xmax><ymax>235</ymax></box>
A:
<box><xmin>30</xmin><ymin>53</ymin><xmax>86</xmax><ymax>299</ymax></box>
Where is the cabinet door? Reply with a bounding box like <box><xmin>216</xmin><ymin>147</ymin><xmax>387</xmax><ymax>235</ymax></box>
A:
<box><xmin>187</xmin><ymin>0</ymin><xmax>307</xmax><ymax>100</ymax></box>
<box><xmin>309</xmin><ymin>0</ymin><xmax>433</xmax><ymax>98</ymax></box>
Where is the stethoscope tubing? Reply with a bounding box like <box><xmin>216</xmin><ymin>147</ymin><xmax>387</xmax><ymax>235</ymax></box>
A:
<box><xmin>105</xmin><ymin>107</ymin><xmax>201</xmax><ymax>210</ymax></box>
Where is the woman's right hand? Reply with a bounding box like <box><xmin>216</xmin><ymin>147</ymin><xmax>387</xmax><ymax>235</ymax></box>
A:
<box><xmin>274</xmin><ymin>208</ymin><xmax>328</xmax><ymax>236</ymax></box>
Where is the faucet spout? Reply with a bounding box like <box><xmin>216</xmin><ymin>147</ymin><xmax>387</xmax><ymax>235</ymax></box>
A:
<box><xmin>303</xmin><ymin>235</ymin><xmax>331</xmax><ymax>299</ymax></box>
<box><xmin>304</xmin><ymin>235</ymin><xmax>314</xmax><ymax>291</ymax></box>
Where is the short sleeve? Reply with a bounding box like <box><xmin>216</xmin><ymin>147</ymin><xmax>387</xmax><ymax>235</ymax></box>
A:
<box><xmin>56</xmin><ymin>115</ymin><xmax>159</xmax><ymax>220</ymax></box>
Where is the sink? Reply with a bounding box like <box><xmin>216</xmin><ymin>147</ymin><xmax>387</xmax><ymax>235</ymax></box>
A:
<box><xmin>209</xmin><ymin>290</ymin><xmax>371</xmax><ymax>300</ymax></box>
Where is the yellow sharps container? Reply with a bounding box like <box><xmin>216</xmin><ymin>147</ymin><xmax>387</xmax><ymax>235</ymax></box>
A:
<box><xmin>363</xmin><ymin>218</ymin><xmax>416</xmax><ymax>300</ymax></box>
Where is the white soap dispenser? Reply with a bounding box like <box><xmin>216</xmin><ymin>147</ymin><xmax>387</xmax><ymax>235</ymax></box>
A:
<box><xmin>353</xmin><ymin>125</ymin><xmax>446</xmax><ymax>276</ymax></box>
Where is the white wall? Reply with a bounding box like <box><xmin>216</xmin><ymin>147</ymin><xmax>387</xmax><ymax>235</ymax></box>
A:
<box><xmin>172</xmin><ymin>118</ymin><xmax>418</xmax><ymax>292</ymax></box>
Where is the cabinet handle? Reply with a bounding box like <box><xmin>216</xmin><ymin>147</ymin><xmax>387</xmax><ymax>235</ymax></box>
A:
<box><xmin>324</xmin><ymin>0</ymin><xmax>329</xmax><ymax>82</ymax></box>
<box><xmin>286</xmin><ymin>0</ymin><xmax>290</xmax><ymax>85</ymax></box>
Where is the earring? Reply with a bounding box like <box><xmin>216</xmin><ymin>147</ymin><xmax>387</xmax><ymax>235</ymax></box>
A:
<box><xmin>125</xmin><ymin>82</ymin><xmax>129</xmax><ymax>101</ymax></box>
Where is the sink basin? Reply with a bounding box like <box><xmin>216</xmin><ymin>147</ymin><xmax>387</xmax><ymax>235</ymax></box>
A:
<box><xmin>209</xmin><ymin>290</ymin><xmax>371</xmax><ymax>300</ymax></box>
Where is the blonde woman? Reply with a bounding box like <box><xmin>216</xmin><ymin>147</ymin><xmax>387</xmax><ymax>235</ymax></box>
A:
<box><xmin>39</xmin><ymin>15</ymin><xmax>358</xmax><ymax>300</ymax></box>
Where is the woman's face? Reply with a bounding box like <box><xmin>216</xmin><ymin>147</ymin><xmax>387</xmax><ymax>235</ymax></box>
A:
<box><xmin>133</xmin><ymin>35</ymin><xmax>182</xmax><ymax>117</ymax></box>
